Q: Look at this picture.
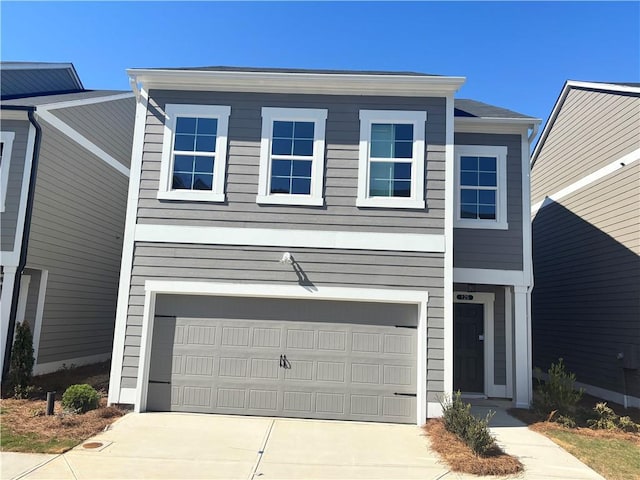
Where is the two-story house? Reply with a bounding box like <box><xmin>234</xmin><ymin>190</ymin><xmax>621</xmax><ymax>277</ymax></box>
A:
<box><xmin>0</xmin><ymin>62</ymin><xmax>135</xmax><ymax>378</ymax></box>
<box><xmin>531</xmin><ymin>81</ymin><xmax>639</xmax><ymax>408</ymax></box>
<box><xmin>107</xmin><ymin>67</ymin><xmax>539</xmax><ymax>424</ymax></box>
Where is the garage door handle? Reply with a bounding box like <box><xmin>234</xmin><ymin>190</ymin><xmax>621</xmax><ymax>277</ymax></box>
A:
<box><xmin>280</xmin><ymin>354</ymin><xmax>291</xmax><ymax>369</ymax></box>
<box><xmin>280</xmin><ymin>355</ymin><xmax>284</xmax><ymax>368</ymax></box>
<box><xmin>393</xmin><ymin>392</ymin><xmax>417</xmax><ymax>397</ymax></box>
<box><xmin>149</xmin><ymin>380</ymin><xmax>171</xmax><ymax>385</ymax></box>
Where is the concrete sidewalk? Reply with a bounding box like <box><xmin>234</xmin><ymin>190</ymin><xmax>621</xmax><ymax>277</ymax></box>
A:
<box><xmin>1</xmin><ymin>407</ymin><xmax>605</xmax><ymax>480</ymax></box>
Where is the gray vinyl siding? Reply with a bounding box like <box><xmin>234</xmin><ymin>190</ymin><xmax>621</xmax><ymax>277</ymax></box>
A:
<box><xmin>52</xmin><ymin>97</ymin><xmax>136</xmax><ymax>168</ymax></box>
<box><xmin>0</xmin><ymin>68</ymin><xmax>79</xmax><ymax>98</ymax></box>
<box><xmin>532</xmin><ymin>163</ymin><xmax>640</xmax><ymax>396</ymax></box>
<box><xmin>1</xmin><ymin>120</ymin><xmax>31</xmax><ymax>252</ymax></box>
<box><xmin>453</xmin><ymin>133</ymin><xmax>523</xmax><ymax>270</ymax></box>
<box><xmin>137</xmin><ymin>91</ymin><xmax>445</xmax><ymax>234</ymax></box>
<box><xmin>25</xmin><ymin>119</ymin><xmax>129</xmax><ymax>365</ymax></box>
<box><xmin>531</xmin><ymin>88</ymin><xmax>640</xmax><ymax>205</ymax></box>
<box><xmin>454</xmin><ymin>283</ymin><xmax>506</xmax><ymax>386</ymax></box>
<box><xmin>120</xmin><ymin>243</ymin><xmax>445</xmax><ymax>401</ymax></box>
<box><xmin>22</xmin><ymin>268</ymin><xmax>41</xmax><ymax>332</ymax></box>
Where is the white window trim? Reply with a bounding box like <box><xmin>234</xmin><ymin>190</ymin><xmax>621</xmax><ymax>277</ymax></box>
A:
<box><xmin>357</xmin><ymin>110</ymin><xmax>426</xmax><ymax>209</ymax></box>
<box><xmin>158</xmin><ymin>104</ymin><xmax>231</xmax><ymax>202</ymax></box>
<box><xmin>257</xmin><ymin>107</ymin><xmax>328</xmax><ymax>207</ymax></box>
<box><xmin>0</xmin><ymin>131</ymin><xmax>16</xmax><ymax>212</ymax></box>
<box><xmin>454</xmin><ymin>145</ymin><xmax>508</xmax><ymax>230</ymax></box>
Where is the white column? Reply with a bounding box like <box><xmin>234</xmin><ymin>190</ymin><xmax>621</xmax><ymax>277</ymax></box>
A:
<box><xmin>0</xmin><ymin>266</ymin><xmax>17</xmax><ymax>376</ymax></box>
<box><xmin>513</xmin><ymin>285</ymin><xmax>532</xmax><ymax>408</ymax></box>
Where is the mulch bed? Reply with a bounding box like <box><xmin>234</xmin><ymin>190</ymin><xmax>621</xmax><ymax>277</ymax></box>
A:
<box><xmin>422</xmin><ymin>418</ymin><xmax>524</xmax><ymax>476</ymax></box>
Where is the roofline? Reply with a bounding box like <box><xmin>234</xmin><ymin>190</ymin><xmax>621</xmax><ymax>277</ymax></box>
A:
<box><xmin>127</xmin><ymin>68</ymin><xmax>466</xmax><ymax>97</ymax></box>
<box><xmin>531</xmin><ymin>80</ymin><xmax>640</xmax><ymax>167</ymax></box>
<box><xmin>1</xmin><ymin>62</ymin><xmax>84</xmax><ymax>91</ymax></box>
<box><xmin>455</xmin><ymin>116</ymin><xmax>541</xmax><ymax>125</ymax></box>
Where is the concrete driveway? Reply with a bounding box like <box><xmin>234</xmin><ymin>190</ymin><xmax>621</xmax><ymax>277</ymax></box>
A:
<box><xmin>10</xmin><ymin>413</ymin><xmax>448</xmax><ymax>479</ymax></box>
<box><xmin>4</xmin><ymin>408</ymin><xmax>604</xmax><ymax>480</ymax></box>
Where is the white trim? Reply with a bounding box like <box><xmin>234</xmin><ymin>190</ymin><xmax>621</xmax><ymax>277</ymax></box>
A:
<box><xmin>37</xmin><ymin>92</ymin><xmax>134</xmax><ymax>111</ymax></box>
<box><xmin>132</xmin><ymin>281</ymin><xmax>430</xmax><ymax>425</ymax></box>
<box><xmin>454</xmin><ymin>145</ymin><xmax>508</xmax><ymax>230</ymax></box>
<box><xmin>531</xmin><ymin>81</ymin><xmax>639</xmax><ymax>167</ymax></box>
<box><xmin>129</xmin><ymin>68</ymin><xmax>466</xmax><ymax>97</ymax></box>
<box><xmin>158</xmin><ymin>104</ymin><xmax>231</xmax><ymax>202</ymax></box>
<box><xmin>33</xmin><ymin>352</ymin><xmax>111</xmax><ymax>376</ymax></box>
<box><xmin>443</xmin><ymin>94</ymin><xmax>455</xmax><ymax>399</ymax></box>
<box><xmin>522</xmin><ymin>133</ymin><xmax>533</xmax><ymax>289</ymax></box>
<box><xmin>31</xmin><ymin>269</ymin><xmax>48</xmax><ymax>365</ymax></box>
<box><xmin>454</xmin><ymin>291</ymin><xmax>503</xmax><ymax>397</ymax></box>
<box><xmin>357</xmin><ymin>110</ymin><xmax>427</xmax><ymax>209</ymax></box>
<box><xmin>531</xmin><ymin>148</ymin><xmax>640</xmax><ymax>215</ymax></box>
<box><xmin>108</xmin><ymin>89</ymin><xmax>148</xmax><ymax>405</ymax></box>
<box><xmin>257</xmin><ymin>107</ymin><xmax>328</xmax><ymax>206</ymax></box>
<box><xmin>36</xmin><ymin>109</ymin><xmax>130</xmax><ymax>177</ymax></box>
<box><xmin>134</xmin><ymin>224</ymin><xmax>446</xmax><ymax>253</ymax></box>
<box><xmin>3</xmin><ymin>62</ymin><xmax>75</xmax><ymax>70</ymax></box>
<box><xmin>574</xmin><ymin>380</ymin><xmax>640</xmax><ymax>410</ymax></box>
<box><xmin>504</xmin><ymin>286</ymin><xmax>513</xmax><ymax>398</ymax></box>
<box><xmin>0</xmin><ymin>131</ymin><xmax>16</xmax><ymax>212</ymax></box>
<box><xmin>118</xmin><ymin>388</ymin><xmax>137</xmax><ymax>405</ymax></box>
<box><xmin>513</xmin><ymin>285</ymin><xmax>531</xmax><ymax>408</ymax></box>
<box><xmin>0</xmin><ymin>110</ymin><xmax>30</xmax><ymax>121</ymax></box>
<box><xmin>427</xmin><ymin>402</ymin><xmax>443</xmax><ymax>418</ymax></box>
<box><xmin>0</xmin><ymin>266</ymin><xmax>17</xmax><ymax>376</ymax></box>
<box><xmin>455</xmin><ymin>119</ymin><xmax>537</xmax><ymax>135</ymax></box>
<box><xmin>15</xmin><ymin>274</ymin><xmax>31</xmax><ymax>325</ymax></box>
<box><xmin>453</xmin><ymin>267</ymin><xmax>526</xmax><ymax>287</ymax></box>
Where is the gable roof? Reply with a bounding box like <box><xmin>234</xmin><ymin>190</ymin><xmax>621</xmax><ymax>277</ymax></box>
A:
<box><xmin>531</xmin><ymin>80</ymin><xmax>640</xmax><ymax>167</ymax></box>
<box><xmin>1</xmin><ymin>62</ymin><xmax>84</xmax><ymax>100</ymax></box>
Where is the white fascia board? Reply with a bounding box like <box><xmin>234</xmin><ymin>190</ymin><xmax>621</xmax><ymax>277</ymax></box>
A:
<box><xmin>129</xmin><ymin>69</ymin><xmax>466</xmax><ymax>97</ymax></box>
<box><xmin>453</xmin><ymin>267</ymin><xmax>527</xmax><ymax>287</ymax></box>
<box><xmin>567</xmin><ymin>80</ymin><xmax>640</xmax><ymax>95</ymax></box>
<box><xmin>37</xmin><ymin>92</ymin><xmax>134</xmax><ymax>111</ymax></box>
<box><xmin>134</xmin><ymin>224</ymin><xmax>445</xmax><ymax>253</ymax></box>
<box><xmin>455</xmin><ymin>118</ymin><xmax>540</xmax><ymax>135</ymax></box>
<box><xmin>0</xmin><ymin>110</ymin><xmax>30</xmax><ymax>121</ymax></box>
<box><xmin>443</xmin><ymin>94</ymin><xmax>455</xmax><ymax>398</ymax></box>
<box><xmin>36</xmin><ymin>109</ymin><xmax>130</xmax><ymax>177</ymax></box>
<box><xmin>2</xmin><ymin>62</ymin><xmax>74</xmax><ymax>70</ymax></box>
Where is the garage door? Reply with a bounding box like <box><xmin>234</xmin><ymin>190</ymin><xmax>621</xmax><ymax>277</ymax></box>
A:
<box><xmin>147</xmin><ymin>308</ymin><xmax>417</xmax><ymax>424</ymax></box>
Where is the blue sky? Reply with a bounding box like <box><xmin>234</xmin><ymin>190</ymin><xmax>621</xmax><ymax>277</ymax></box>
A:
<box><xmin>2</xmin><ymin>1</ymin><xmax>639</xmax><ymax>137</ymax></box>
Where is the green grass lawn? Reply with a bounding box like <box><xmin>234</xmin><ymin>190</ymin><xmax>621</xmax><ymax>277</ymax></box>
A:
<box><xmin>543</xmin><ymin>427</ymin><xmax>640</xmax><ymax>480</ymax></box>
<box><xmin>0</xmin><ymin>421</ymin><xmax>77</xmax><ymax>453</ymax></box>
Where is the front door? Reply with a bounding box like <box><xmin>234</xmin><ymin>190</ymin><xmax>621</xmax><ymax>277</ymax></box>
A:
<box><xmin>454</xmin><ymin>303</ymin><xmax>484</xmax><ymax>393</ymax></box>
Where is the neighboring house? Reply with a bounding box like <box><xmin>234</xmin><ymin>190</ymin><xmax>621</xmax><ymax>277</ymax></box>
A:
<box><xmin>531</xmin><ymin>81</ymin><xmax>640</xmax><ymax>408</ymax></box>
<box><xmin>107</xmin><ymin>67</ymin><xmax>540</xmax><ymax>425</ymax></box>
<box><xmin>0</xmin><ymin>62</ymin><xmax>135</xmax><ymax>378</ymax></box>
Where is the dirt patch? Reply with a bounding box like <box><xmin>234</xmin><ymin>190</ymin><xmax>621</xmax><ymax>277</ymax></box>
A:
<box><xmin>422</xmin><ymin>418</ymin><xmax>523</xmax><ymax>476</ymax></box>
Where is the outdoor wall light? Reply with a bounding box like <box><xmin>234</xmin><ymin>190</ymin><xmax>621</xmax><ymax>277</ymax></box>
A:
<box><xmin>279</xmin><ymin>252</ymin><xmax>294</xmax><ymax>265</ymax></box>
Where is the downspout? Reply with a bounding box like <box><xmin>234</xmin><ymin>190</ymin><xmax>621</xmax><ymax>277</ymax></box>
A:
<box><xmin>1</xmin><ymin>107</ymin><xmax>42</xmax><ymax>383</ymax></box>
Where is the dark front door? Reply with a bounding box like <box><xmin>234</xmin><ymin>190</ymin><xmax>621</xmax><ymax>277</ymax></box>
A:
<box><xmin>454</xmin><ymin>303</ymin><xmax>484</xmax><ymax>393</ymax></box>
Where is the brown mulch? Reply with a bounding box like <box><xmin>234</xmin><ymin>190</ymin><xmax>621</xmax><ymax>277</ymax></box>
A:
<box><xmin>0</xmin><ymin>396</ymin><xmax>126</xmax><ymax>453</ymax></box>
<box><xmin>422</xmin><ymin>418</ymin><xmax>524</xmax><ymax>476</ymax></box>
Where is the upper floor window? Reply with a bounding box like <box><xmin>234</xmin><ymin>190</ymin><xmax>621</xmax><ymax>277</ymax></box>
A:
<box><xmin>0</xmin><ymin>131</ymin><xmax>16</xmax><ymax>213</ymax></box>
<box><xmin>257</xmin><ymin>107</ymin><xmax>327</xmax><ymax>206</ymax></box>
<box><xmin>159</xmin><ymin>104</ymin><xmax>231</xmax><ymax>202</ymax></box>
<box><xmin>455</xmin><ymin>145</ymin><xmax>508</xmax><ymax>229</ymax></box>
<box><xmin>357</xmin><ymin>110</ymin><xmax>426</xmax><ymax>209</ymax></box>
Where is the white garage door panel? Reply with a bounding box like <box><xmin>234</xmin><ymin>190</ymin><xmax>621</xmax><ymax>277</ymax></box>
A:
<box><xmin>147</xmin><ymin>316</ymin><xmax>417</xmax><ymax>423</ymax></box>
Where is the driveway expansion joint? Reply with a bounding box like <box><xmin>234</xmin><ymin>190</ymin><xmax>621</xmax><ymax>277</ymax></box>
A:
<box><xmin>249</xmin><ymin>418</ymin><xmax>276</xmax><ymax>480</ymax></box>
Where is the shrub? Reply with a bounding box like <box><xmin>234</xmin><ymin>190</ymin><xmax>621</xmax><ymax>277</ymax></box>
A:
<box><xmin>441</xmin><ymin>391</ymin><xmax>496</xmax><ymax>456</ymax></box>
<box><xmin>533</xmin><ymin>358</ymin><xmax>583</xmax><ymax>419</ymax></box>
<box><xmin>587</xmin><ymin>402</ymin><xmax>640</xmax><ymax>432</ymax></box>
<box><xmin>8</xmin><ymin>321</ymin><xmax>35</xmax><ymax>398</ymax></box>
<box><xmin>62</xmin><ymin>384</ymin><xmax>99</xmax><ymax>413</ymax></box>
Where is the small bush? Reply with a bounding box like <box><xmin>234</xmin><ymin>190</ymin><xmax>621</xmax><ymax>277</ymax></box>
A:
<box><xmin>8</xmin><ymin>322</ymin><xmax>35</xmax><ymax>398</ymax></box>
<box><xmin>441</xmin><ymin>391</ymin><xmax>496</xmax><ymax>456</ymax></box>
<box><xmin>61</xmin><ymin>384</ymin><xmax>99</xmax><ymax>413</ymax></box>
<box><xmin>588</xmin><ymin>402</ymin><xmax>640</xmax><ymax>432</ymax></box>
<box><xmin>533</xmin><ymin>358</ymin><xmax>583</xmax><ymax>419</ymax></box>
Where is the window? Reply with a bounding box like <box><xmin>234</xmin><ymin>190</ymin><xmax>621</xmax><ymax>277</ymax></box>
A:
<box><xmin>357</xmin><ymin>110</ymin><xmax>426</xmax><ymax>209</ymax></box>
<box><xmin>257</xmin><ymin>107</ymin><xmax>327</xmax><ymax>206</ymax></box>
<box><xmin>0</xmin><ymin>131</ymin><xmax>15</xmax><ymax>213</ymax></box>
<box><xmin>159</xmin><ymin>104</ymin><xmax>231</xmax><ymax>202</ymax></box>
<box><xmin>455</xmin><ymin>145</ymin><xmax>508</xmax><ymax>229</ymax></box>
